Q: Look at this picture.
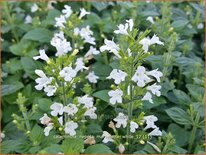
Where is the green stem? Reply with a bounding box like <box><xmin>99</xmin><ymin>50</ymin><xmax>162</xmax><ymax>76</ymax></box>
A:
<box><xmin>126</xmin><ymin>58</ymin><xmax>134</xmax><ymax>151</ymax></box>
<box><xmin>188</xmin><ymin>113</ymin><xmax>200</xmax><ymax>153</ymax></box>
<box><xmin>103</xmin><ymin>52</ymin><xmax>109</xmax><ymax>65</ymax></box>
<box><xmin>62</xmin><ymin>82</ymin><xmax>68</xmax><ymax>123</ymax></box>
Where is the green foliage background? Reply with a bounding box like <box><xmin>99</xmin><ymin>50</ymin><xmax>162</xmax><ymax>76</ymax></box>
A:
<box><xmin>1</xmin><ymin>1</ymin><xmax>205</xmax><ymax>154</ymax></box>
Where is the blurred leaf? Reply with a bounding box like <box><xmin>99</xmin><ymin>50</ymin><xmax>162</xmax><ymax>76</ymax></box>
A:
<box><xmin>2</xmin><ymin>81</ymin><xmax>24</xmax><ymax>96</ymax></box>
<box><xmin>92</xmin><ymin>2</ymin><xmax>110</xmax><ymax>11</ymax></box>
<box><xmin>93</xmin><ymin>90</ymin><xmax>110</xmax><ymax>103</ymax></box>
<box><xmin>23</xmin><ymin>28</ymin><xmax>53</xmax><ymax>43</ymax></box>
<box><xmin>84</xmin><ymin>144</ymin><xmax>113</xmax><ymax>154</ymax></box>
<box><xmin>61</xmin><ymin>138</ymin><xmax>84</xmax><ymax>154</ymax></box>
<box><xmin>173</xmin><ymin>89</ymin><xmax>192</xmax><ymax>105</ymax></box>
<box><xmin>166</xmin><ymin>107</ymin><xmax>192</xmax><ymax>125</ymax></box>
<box><xmin>86</xmin><ymin>124</ymin><xmax>102</xmax><ymax>135</ymax></box>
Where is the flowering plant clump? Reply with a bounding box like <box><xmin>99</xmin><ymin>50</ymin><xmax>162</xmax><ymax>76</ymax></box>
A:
<box><xmin>1</xmin><ymin>1</ymin><xmax>205</xmax><ymax>154</ymax></box>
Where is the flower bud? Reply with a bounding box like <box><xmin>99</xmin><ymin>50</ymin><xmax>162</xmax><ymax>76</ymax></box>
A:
<box><xmin>13</xmin><ymin>120</ymin><xmax>17</xmax><ymax>124</ymax></box>
<box><xmin>108</xmin><ymin>121</ymin><xmax>116</xmax><ymax>132</ymax></box>
<box><xmin>72</xmin><ymin>49</ymin><xmax>79</xmax><ymax>56</ymax></box>
<box><xmin>58</xmin><ymin>127</ymin><xmax>63</xmax><ymax>131</ymax></box>
<box><xmin>140</xmin><ymin>140</ymin><xmax>145</xmax><ymax>144</ymax></box>
<box><xmin>84</xmin><ymin>136</ymin><xmax>96</xmax><ymax>145</ymax></box>
<box><xmin>118</xmin><ymin>144</ymin><xmax>125</xmax><ymax>154</ymax></box>
<box><xmin>26</xmin><ymin>131</ymin><xmax>31</xmax><ymax>134</ymax></box>
<box><xmin>169</xmin><ymin>27</ymin><xmax>174</xmax><ymax>32</ymax></box>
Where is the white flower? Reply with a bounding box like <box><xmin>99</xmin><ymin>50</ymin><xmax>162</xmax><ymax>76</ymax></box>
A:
<box><xmin>40</xmin><ymin>113</ymin><xmax>51</xmax><ymax>125</ymax></box>
<box><xmin>59</xmin><ymin>67</ymin><xmax>77</xmax><ymax>82</ymax></box>
<box><xmin>75</xmin><ymin>57</ymin><xmax>86</xmax><ymax>72</ymax></box>
<box><xmin>78</xmin><ymin>95</ymin><xmax>94</xmax><ymax>108</ymax></box>
<box><xmin>132</xmin><ymin>66</ymin><xmax>151</xmax><ymax>87</ymax></box>
<box><xmin>33</xmin><ymin>49</ymin><xmax>49</xmax><ymax>62</ymax></box>
<box><xmin>55</xmin><ymin>15</ymin><xmax>66</xmax><ymax>28</ymax></box>
<box><xmin>146</xmin><ymin>69</ymin><xmax>163</xmax><ymax>82</ymax></box>
<box><xmin>142</xmin><ymin>92</ymin><xmax>153</xmax><ymax>103</ymax></box>
<box><xmin>139</xmin><ymin>34</ymin><xmax>164</xmax><ymax>53</ymax></box>
<box><xmin>197</xmin><ymin>23</ymin><xmax>204</xmax><ymax>29</ymax></box>
<box><xmin>64</xmin><ymin>121</ymin><xmax>78</xmax><ymax>136</ymax></box>
<box><xmin>84</xmin><ymin>107</ymin><xmax>97</xmax><ymax>119</ymax></box>
<box><xmin>74</xmin><ymin>28</ymin><xmax>80</xmax><ymax>36</ymax></box>
<box><xmin>50</xmin><ymin>102</ymin><xmax>64</xmax><ymax>116</ymax></box>
<box><xmin>102</xmin><ymin>131</ymin><xmax>114</xmax><ymax>143</ymax></box>
<box><xmin>44</xmin><ymin>85</ymin><xmax>57</xmax><ymax>96</ymax></box>
<box><xmin>114</xmin><ymin>23</ymin><xmax>129</xmax><ymax>35</ymax></box>
<box><xmin>108</xmin><ymin>89</ymin><xmax>123</xmax><ymax>105</ymax></box>
<box><xmin>127</xmin><ymin>48</ymin><xmax>132</xmax><ymax>57</ymax></box>
<box><xmin>118</xmin><ymin>144</ymin><xmax>125</xmax><ymax>154</ymax></box>
<box><xmin>86</xmin><ymin>71</ymin><xmax>99</xmax><ymax>83</ymax></box>
<box><xmin>50</xmin><ymin>32</ymin><xmax>72</xmax><ymax>56</ymax></box>
<box><xmin>35</xmin><ymin>70</ymin><xmax>52</xmax><ymax>90</ymax></box>
<box><xmin>44</xmin><ymin>123</ymin><xmax>53</xmax><ymax>136</ymax></box>
<box><xmin>113</xmin><ymin>113</ymin><xmax>128</xmax><ymax>128</ymax></box>
<box><xmin>1</xmin><ymin>133</ymin><xmax>5</xmax><ymax>139</ymax></box>
<box><xmin>79</xmin><ymin>8</ymin><xmax>90</xmax><ymax>19</ymax></box>
<box><xmin>139</xmin><ymin>37</ymin><xmax>151</xmax><ymax>53</ymax></box>
<box><xmin>62</xmin><ymin>5</ymin><xmax>72</xmax><ymax>18</ymax></box>
<box><xmin>31</xmin><ymin>3</ymin><xmax>39</xmax><ymax>12</ymax></box>
<box><xmin>150</xmin><ymin>34</ymin><xmax>164</xmax><ymax>45</ymax></box>
<box><xmin>126</xmin><ymin>19</ymin><xmax>134</xmax><ymax>31</ymax></box>
<box><xmin>63</xmin><ymin>104</ymin><xmax>78</xmax><ymax>116</ymax></box>
<box><xmin>25</xmin><ymin>15</ymin><xmax>32</xmax><ymax>24</ymax></box>
<box><xmin>84</xmin><ymin>36</ymin><xmax>96</xmax><ymax>45</ymax></box>
<box><xmin>107</xmin><ymin>69</ymin><xmax>127</xmax><ymax>84</ymax></box>
<box><xmin>146</xmin><ymin>16</ymin><xmax>154</xmax><ymax>24</ymax></box>
<box><xmin>58</xmin><ymin>116</ymin><xmax>63</xmax><ymax>126</ymax></box>
<box><xmin>85</xmin><ymin>46</ymin><xmax>100</xmax><ymax>57</ymax></box>
<box><xmin>130</xmin><ymin>121</ymin><xmax>139</xmax><ymax>133</ymax></box>
<box><xmin>143</xmin><ymin>115</ymin><xmax>158</xmax><ymax>130</ymax></box>
<box><xmin>147</xmin><ymin>83</ymin><xmax>161</xmax><ymax>96</ymax></box>
<box><xmin>148</xmin><ymin>127</ymin><xmax>162</xmax><ymax>136</ymax></box>
<box><xmin>100</xmin><ymin>39</ymin><xmax>120</xmax><ymax>58</ymax></box>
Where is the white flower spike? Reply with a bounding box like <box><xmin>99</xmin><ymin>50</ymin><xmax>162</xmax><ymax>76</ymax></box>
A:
<box><xmin>86</xmin><ymin>71</ymin><xmax>99</xmax><ymax>83</ymax></box>
<box><xmin>79</xmin><ymin>8</ymin><xmax>90</xmax><ymax>19</ymax></box>
<box><xmin>64</xmin><ymin>121</ymin><xmax>78</xmax><ymax>136</ymax></box>
<box><xmin>102</xmin><ymin>131</ymin><xmax>114</xmax><ymax>143</ymax></box>
<box><xmin>59</xmin><ymin>66</ymin><xmax>77</xmax><ymax>82</ymax></box>
<box><xmin>62</xmin><ymin>5</ymin><xmax>72</xmax><ymax>18</ymax></box>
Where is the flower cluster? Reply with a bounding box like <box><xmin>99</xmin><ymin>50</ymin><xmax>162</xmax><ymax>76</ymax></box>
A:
<box><xmin>99</xmin><ymin>18</ymin><xmax>164</xmax><ymax>153</ymax></box>
<box><xmin>40</xmin><ymin>95</ymin><xmax>97</xmax><ymax>136</ymax></box>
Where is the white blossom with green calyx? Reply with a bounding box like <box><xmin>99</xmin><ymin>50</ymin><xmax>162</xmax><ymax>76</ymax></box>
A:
<box><xmin>113</xmin><ymin>113</ymin><xmax>128</xmax><ymax>128</ymax></box>
<box><xmin>50</xmin><ymin>31</ymin><xmax>72</xmax><ymax>56</ymax></box>
<box><xmin>59</xmin><ymin>66</ymin><xmax>77</xmax><ymax>82</ymax></box>
<box><xmin>107</xmin><ymin>69</ymin><xmax>127</xmax><ymax>84</ymax></box>
<box><xmin>100</xmin><ymin>39</ymin><xmax>121</xmax><ymax>58</ymax></box>
<box><xmin>79</xmin><ymin>8</ymin><xmax>90</xmax><ymax>19</ymax></box>
<box><xmin>50</xmin><ymin>102</ymin><xmax>64</xmax><ymax>116</ymax></box>
<box><xmin>139</xmin><ymin>34</ymin><xmax>164</xmax><ymax>53</ymax></box>
<box><xmin>64</xmin><ymin>121</ymin><xmax>78</xmax><ymax>136</ymax></box>
<box><xmin>108</xmin><ymin>89</ymin><xmax>123</xmax><ymax>105</ymax></box>
<box><xmin>55</xmin><ymin>15</ymin><xmax>66</xmax><ymax>28</ymax></box>
<box><xmin>102</xmin><ymin>131</ymin><xmax>114</xmax><ymax>143</ymax></box>
<box><xmin>39</xmin><ymin>113</ymin><xmax>51</xmax><ymax>125</ymax></box>
<box><xmin>62</xmin><ymin>5</ymin><xmax>72</xmax><ymax>18</ymax></box>
<box><xmin>44</xmin><ymin>123</ymin><xmax>53</xmax><ymax>136</ymax></box>
<box><xmin>130</xmin><ymin>121</ymin><xmax>139</xmax><ymax>133</ymax></box>
<box><xmin>34</xmin><ymin>70</ymin><xmax>53</xmax><ymax>91</ymax></box>
<box><xmin>86</xmin><ymin>71</ymin><xmax>99</xmax><ymax>83</ymax></box>
<box><xmin>78</xmin><ymin>95</ymin><xmax>94</xmax><ymax>108</ymax></box>
<box><xmin>33</xmin><ymin>49</ymin><xmax>49</xmax><ymax>62</ymax></box>
<box><xmin>63</xmin><ymin>104</ymin><xmax>78</xmax><ymax>116</ymax></box>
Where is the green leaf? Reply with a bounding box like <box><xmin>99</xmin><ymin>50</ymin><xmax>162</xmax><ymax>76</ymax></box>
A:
<box><xmin>39</xmin><ymin>144</ymin><xmax>61</xmax><ymax>154</ymax></box>
<box><xmin>2</xmin><ymin>81</ymin><xmax>24</xmax><ymax>96</ymax></box>
<box><xmin>38</xmin><ymin>98</ymin><xmax>53</xmax><ymax>112</ymax></box>
<box><xmin>93</xmin><ymin>90</ymin><xmax>110</xmax><ymax>103</ymax></box>
<box><xmin>165</xmin><ymin>107</ymin><xmax>192</xmax><ymax>125</ymax></box>
<box><xmin>30</xmin><ymin>124</ymin><xmax>43</xmax><ymax>142</ymax></box>
<box><xmin>84</xmin><ymin>144</ymin><xmax>113</xmax><ymax>154</ymax></box>
<box><xmin>86</xmin><ymin>124</ymin><xmax>102</xmax><ymax>135</ymax></box>
<box><xmin>23</xmin><ymin>28</ymin><xmax>53</xmax><ymax>43</ymax></box>
<box><xmin>186</xmin><ymin>84</ymin><xmax>204</xmax><ymax>101</ymax></box>
<box><xmin>61</xmin><ymin>138</ymin><xmax>84</xmax><ymax>154</ymax></box>
<box><xmin>173</xmin><ymin>89</ymin><xmax>192</xmax><ymax>105</ymax></box>
<box><xmin>92</xmin><ymin>62</ymin><xmax>112</xmax><ymax>79</ymax></box>
<box><xmin>172</xmin><ymin>19</ymin><xmax>189</xmax><ymax>30</ymax></box>
<box><xmin>168</xmin><ymin>123</ymin><xmax>190</xmax><ymax>147</ymax></box>
<box><xmin>92</xmin><ymin>2</ymin><xmax>111</xmax><ymax>11</ymax></box>
<box><xmin>143</xmin><ymin>96</ymin><xmax>166</xmax><ymax>109</ymax></box>
<box><xmin>21</xmin><ymin>57</ymin><xmax>43</xmax><ymax>79</ymax></box>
